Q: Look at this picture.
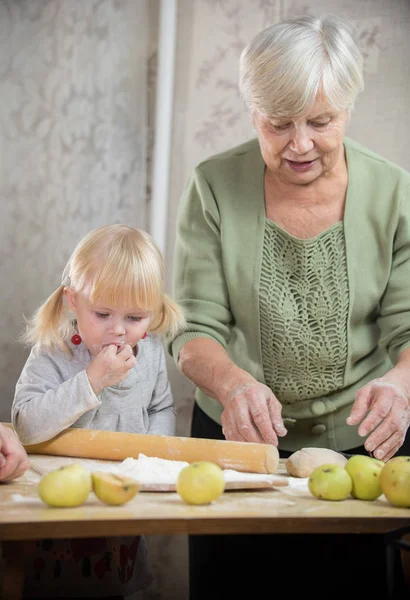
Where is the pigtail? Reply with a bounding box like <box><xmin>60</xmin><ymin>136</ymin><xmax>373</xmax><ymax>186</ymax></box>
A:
<box><xmin>20</xmin><ymin>285</ymin><xmax>71</xmax><ymax>351</ymax></box>
<box><xmin>150</xmin><ymin>294</ymin><xmax>186</xmax><ymax>338</ymax></box>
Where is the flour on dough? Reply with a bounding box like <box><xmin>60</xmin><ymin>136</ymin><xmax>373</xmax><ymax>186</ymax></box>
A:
<box><xmin>114</xmin><ymin>455</ymin><xmax>189</xmax><ymax>485</ymax></box>
<box><xmin>105</xmin><ymin>454</ymin><xmax>285</xmax><ymax>486</ymax></box>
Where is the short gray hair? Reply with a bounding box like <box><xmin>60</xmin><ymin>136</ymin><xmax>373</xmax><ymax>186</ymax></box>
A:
<box><xmin>239</xmin><ymin>14</ymin><xmax>364</xmax><ymax>118</ymax></box>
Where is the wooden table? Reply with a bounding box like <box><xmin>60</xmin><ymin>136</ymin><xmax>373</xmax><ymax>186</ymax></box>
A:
<box><xmin>1</xmin><ymin>456</ymin><xmax>410</xmax><ymax>598</ymax></box>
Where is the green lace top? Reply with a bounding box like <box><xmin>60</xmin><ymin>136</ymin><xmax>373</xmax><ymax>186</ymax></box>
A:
<box><xmin>260</xmin><ymin>220</ymin><xmax>349</xmax><ymax>404</ymax></box>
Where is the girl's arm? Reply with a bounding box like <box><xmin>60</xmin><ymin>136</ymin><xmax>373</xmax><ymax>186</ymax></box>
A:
<box><xmin>12</xmin><ymin>346</ymin><xmax>101</xmax><ymax>445</ymax></box>
<box><xmin>146</xmin><ymin>344</ymin><xmax>176</xmax><ymax>436</ymax></box>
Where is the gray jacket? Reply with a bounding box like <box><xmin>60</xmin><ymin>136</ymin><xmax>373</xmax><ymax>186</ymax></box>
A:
<box><xmin>13</xmin><ymin>334</ymin><xmax>176</xmax><ymax>444</ymax></box>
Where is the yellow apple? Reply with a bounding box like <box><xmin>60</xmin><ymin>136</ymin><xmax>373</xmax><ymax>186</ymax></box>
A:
<box><xmin>380</xmin><ymin>456</ymin><xmax>410</xmax><ymax>508</ymax></box>
<box><xmin>38</xmin><ymin>464</ymin><xmax>92</xmax><ymax>507</ymax></box>
<box><xmin>176</xmin><ymin>461</ymin><xmax>225</xmax><ymax>505</ymax></box>
<box><xmin>92</xmin><ymin>471</ymin><xmax>140</xmax><ymax>505</ymax></box>
<box><xmin>345</xmin><ymin>454</ymin><xmax>384</xmax><ymax>500</ymax></box>
<box><xmin>308</xmin><ymin>463</ymin><xmax>352</xmax><ymax>501</ymax></box>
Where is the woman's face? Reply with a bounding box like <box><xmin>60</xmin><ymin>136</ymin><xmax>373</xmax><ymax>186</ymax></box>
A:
<box><xmin>253</xmin><ymin>95</ymin><xmax>349</xmax><ymax>186</ymax></box>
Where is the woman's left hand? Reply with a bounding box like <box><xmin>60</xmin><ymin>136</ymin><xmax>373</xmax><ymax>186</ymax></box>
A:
<box><xmin>347</xmin><ymin>379</ymin><xmax>410</xmax><ymax>461</ymax></box>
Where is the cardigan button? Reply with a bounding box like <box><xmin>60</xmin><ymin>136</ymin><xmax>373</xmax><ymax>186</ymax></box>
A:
<box><xmin>311</xmin><ymin>424</ymin><xmax>326</xmax><ymax>435</ymax></box>
<box><xmin>311</xmin><ymin>400</ymin><xmax>326</xmax><ymax>416</ymax></box>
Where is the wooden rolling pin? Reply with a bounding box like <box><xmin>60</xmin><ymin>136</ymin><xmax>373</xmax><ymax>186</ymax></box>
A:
<box><xmin>2</xmin><ymin>424</ymin><xmax>279</xmax><ymax>474</ymax></box>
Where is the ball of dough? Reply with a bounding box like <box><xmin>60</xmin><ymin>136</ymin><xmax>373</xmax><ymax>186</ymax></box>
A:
<box><xmin>286</xmin><ymin>447</ymin><xmax>348</xmax><ymax>478</ymax></box>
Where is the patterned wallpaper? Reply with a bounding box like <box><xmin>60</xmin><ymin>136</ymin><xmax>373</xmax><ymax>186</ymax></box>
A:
<box><xmin>0</xmin><ymin>0</ymin><xmax>149</xmax><ymax>422</ymax></box>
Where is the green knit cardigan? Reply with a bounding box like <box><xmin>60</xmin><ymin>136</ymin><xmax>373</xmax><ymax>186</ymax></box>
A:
<box><xmin>167</xmin><ymin>137</ymin><xmax>410</xmax><ymax>452</ymax></box>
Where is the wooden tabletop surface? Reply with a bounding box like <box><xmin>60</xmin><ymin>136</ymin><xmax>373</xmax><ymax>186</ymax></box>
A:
<box><xmin>1</xmin><ymin>455</ymin><xmax>409</xmax><ymax>540</ymax></box>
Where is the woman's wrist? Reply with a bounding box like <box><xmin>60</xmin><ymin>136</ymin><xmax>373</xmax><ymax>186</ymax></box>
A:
<box><xmin>219</xmin><ymin>365</ymin><xmax>257</xmax><ymax>408</ymax></box>
<box><xmin>378</xmin><ymin>372</ymin><xmax>410</xmax><ymax>403</ymax></box>
<box><xmin>380</xmin><ymin>348</ymin><xmax>410</xmax><ymax>402</ymax></box>
<box><xmin>178</xmin><ymin>337</ymin><xmax>256</xmax><ymax>407</ymax></box>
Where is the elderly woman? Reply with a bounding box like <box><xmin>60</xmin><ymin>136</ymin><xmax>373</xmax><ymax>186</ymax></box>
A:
<box><xmin>167</xmin><ymin>14</ymin><xmax>410</xmax><ymax>600</ymax></box>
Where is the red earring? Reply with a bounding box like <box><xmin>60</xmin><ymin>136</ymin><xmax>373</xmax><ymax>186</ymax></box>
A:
<box><xmin>71</xmin><ymin>334</ymin><xmax>82</xmax><ymax>345</ymax></box>
<box><xmin>142</xmin><ymin>332</ymin><xmax>147</xmax><ymax>339</ymax></box>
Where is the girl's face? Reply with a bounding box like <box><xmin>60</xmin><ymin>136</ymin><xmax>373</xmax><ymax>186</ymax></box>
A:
<box><xmin>65</xmin><ymin>290</ymin><xmax>151</xmax><ymax>357</ymax></box>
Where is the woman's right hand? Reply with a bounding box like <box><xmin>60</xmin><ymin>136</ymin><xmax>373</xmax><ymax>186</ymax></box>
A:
<box><xmin>177</xmin><ymin>338</ymin><xmax>287</xmax><ymax>446</ymax></box>
<box><xmin>86</xmin><ymin>344</ymin><xmax>136</xmax><ymax>395</ymax></box>
<box><xmin>221</xmin><ymin>380</ymin><xmax>287</xmax><ymax>446</ymax></box>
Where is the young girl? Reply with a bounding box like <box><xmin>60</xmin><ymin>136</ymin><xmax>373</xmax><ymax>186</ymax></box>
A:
<box><xmin>12</xmin><ymin>224</ymin><xmax>185</xmax><ymax>600</ymax></box>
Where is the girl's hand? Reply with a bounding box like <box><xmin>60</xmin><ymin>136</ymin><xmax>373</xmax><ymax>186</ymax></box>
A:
<box><xmin>86</xmin><ymin>344</ymin><xmax>136</xmax><ymax>395</ymax></box>
<box><xmin>347</xmin><ymin>379</ymin><xmax>410</xmax><ymax>461</ymax></box>
<box><xmin>220</xmin><ymin>381</ymin><xmax>287</xmax><ymax>446</ymax></box>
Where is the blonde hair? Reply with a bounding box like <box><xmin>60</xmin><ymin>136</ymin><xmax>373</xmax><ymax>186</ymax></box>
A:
<box><xmin>239</xmin><ymin>14</ymin><xmax>364</xmax><ymax>119</ymax></box>
<box><xmin>22</xmin><ymin>224</ymin><xmax>186</xmax><ymax>351</ymax></box>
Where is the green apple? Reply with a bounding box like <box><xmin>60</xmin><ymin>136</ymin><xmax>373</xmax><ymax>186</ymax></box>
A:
<box><xmin>92</xmin><ymin>471</ymin><xmax>140</xmax><ymax>505</ymax></box>
<box><xmin>177</xmin><ymin>461</ymin><xmax>225</xmax><ymax>505</ymax></box>
<box><xmin>380</xmin><ymin>456</ymin><xmax>410</xmax><ymax>508</ymax></box>
<box><xmin>38</xmin><ymin>464</ymin><xmax>92</xmax><ymax>507</ymax></box>
<box><xmin>308</xmin><ymin>463</ymin><xmax>352</xmax><ymax>501</ymax></box>
<box><xmin>345</xmin><ymin>454</ymin><xmax>384</xmax><ymax>501</ymax></box>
